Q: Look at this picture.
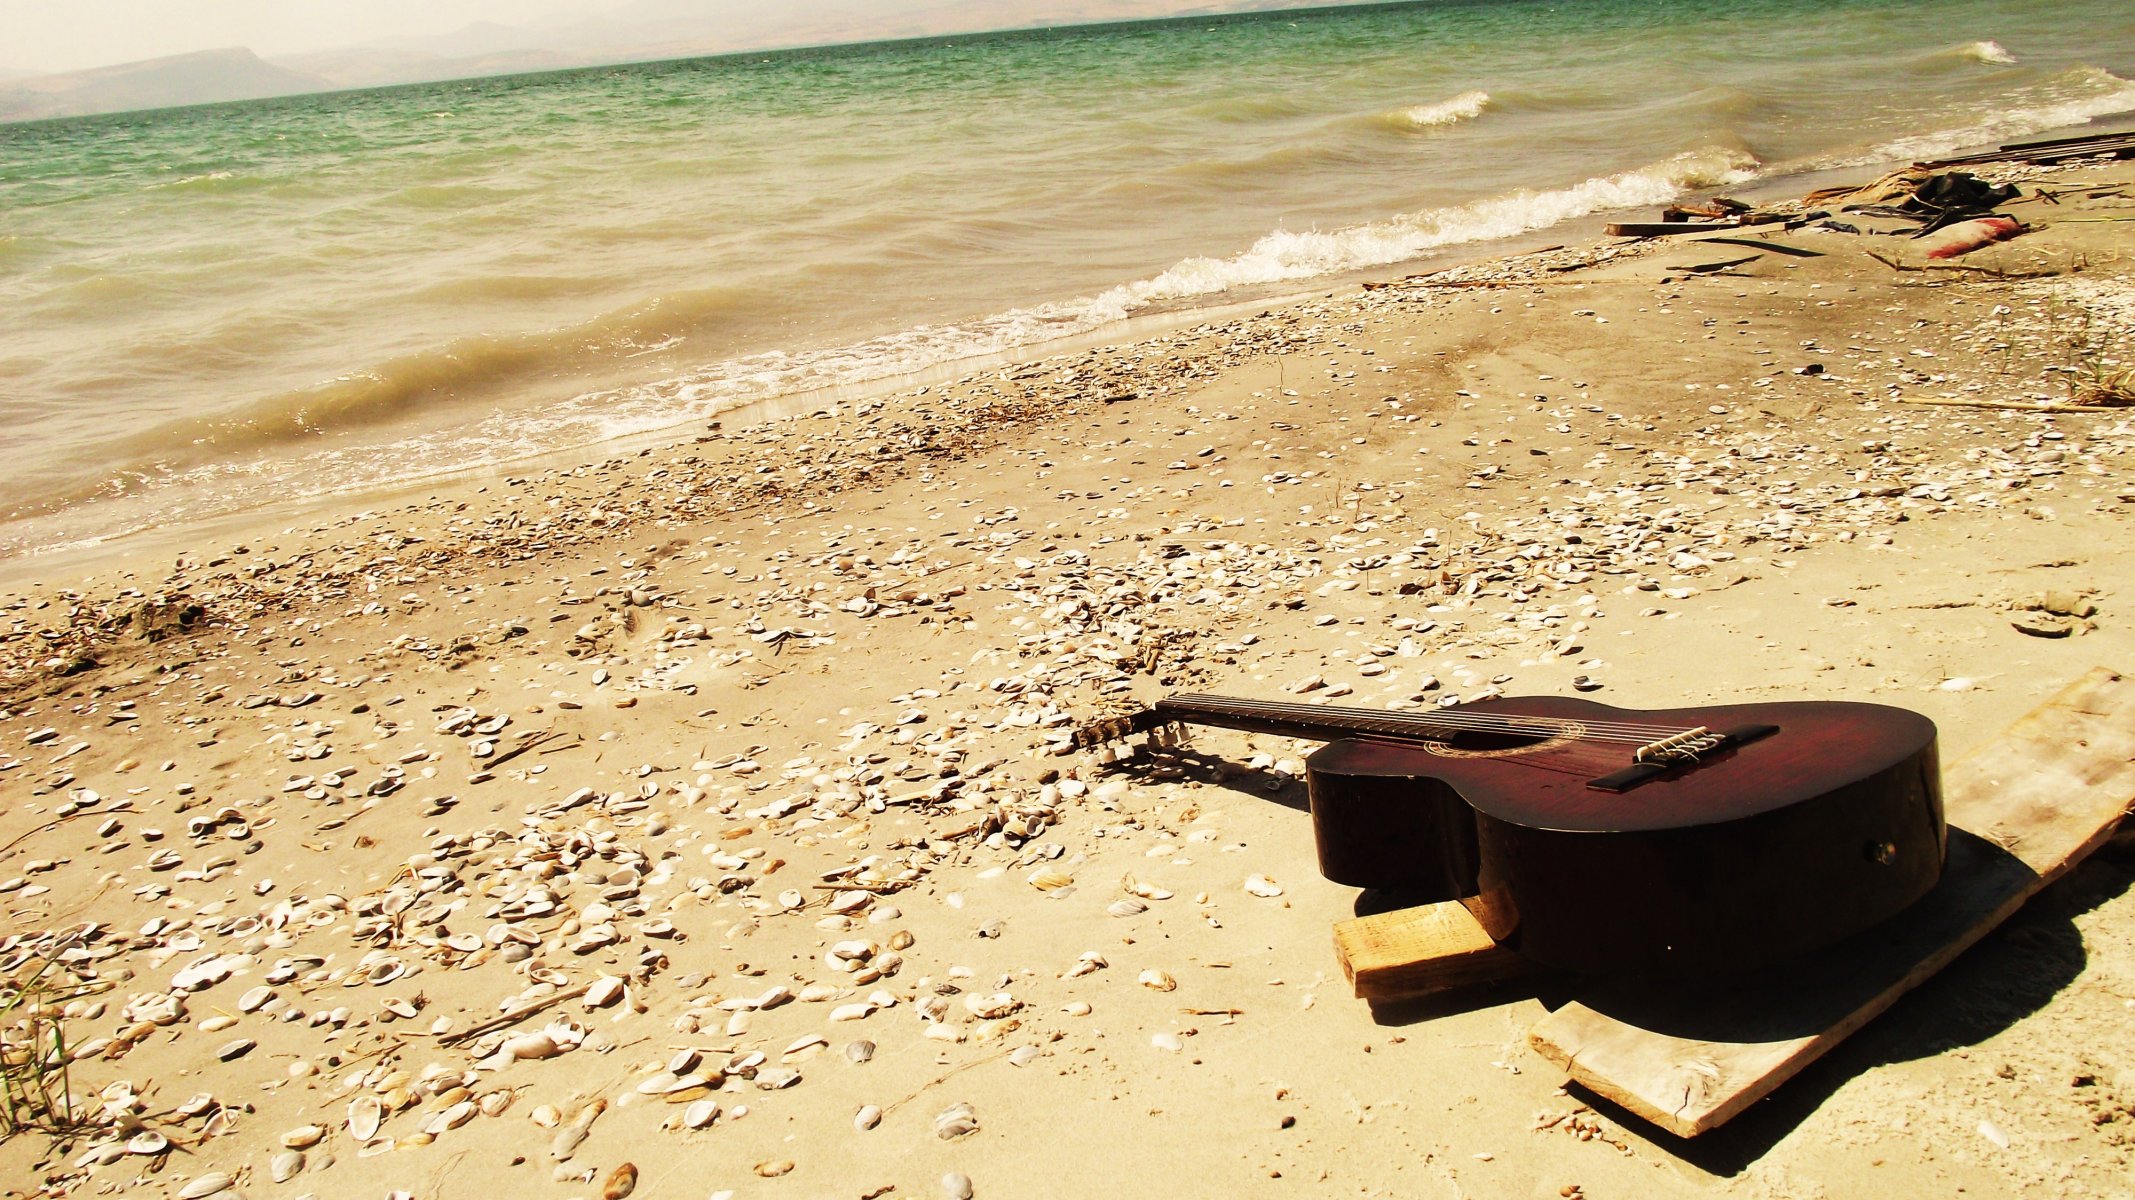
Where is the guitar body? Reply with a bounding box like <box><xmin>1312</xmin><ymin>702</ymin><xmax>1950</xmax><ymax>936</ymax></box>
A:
<box><xmin>1304</xmin><ymin>697</ymin><xmax>1944</xmax><ymax>972</ymax></box>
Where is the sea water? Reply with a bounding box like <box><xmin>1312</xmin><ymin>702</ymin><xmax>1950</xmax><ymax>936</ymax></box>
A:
<box><xmin>2</xmin><ymin>0</ymin><xmax>2131</xmax><ymax>556</ymax></box>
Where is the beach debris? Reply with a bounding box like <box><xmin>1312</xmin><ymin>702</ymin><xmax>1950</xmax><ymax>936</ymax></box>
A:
<box><xmin>1926</xmin><ymin>216</ymin><xmax>2026</xmax><ymax>259</ymax></box>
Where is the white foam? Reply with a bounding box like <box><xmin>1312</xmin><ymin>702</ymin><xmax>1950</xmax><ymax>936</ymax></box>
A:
<box><xmin>1388</xmin><ymin>90</ymin><xmax>1492</xmax><ymax>129</ymax></box>
<box><xmin>1097</xmin><ymin>146</ymin><xmax>1758</xmax><ymax>309</ymax></box>
<box><xmin>1960</xmin><ymin>40</ymin><xmax>2019</xmax><ymax>66</ymax></box>
<box><xmin>1829</xmin><ymin>67</ymin><xmax>2135</xmax><ymax>167</ymax></box>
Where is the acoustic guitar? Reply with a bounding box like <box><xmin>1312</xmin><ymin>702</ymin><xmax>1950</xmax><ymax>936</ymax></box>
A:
<box><xmin>1076</xmin><ymin>693</ymin><xmax>1945</xmax><ymax>973</ymax></box>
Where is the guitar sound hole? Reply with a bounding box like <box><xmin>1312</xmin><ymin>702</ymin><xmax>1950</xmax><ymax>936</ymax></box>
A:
<box><xmin>1445</xmin><ymin>728</ymin><xmax>1551</xmax><ymax>751</ymax></box>
<box><xmin>1423</xmin><ymin>720</ymin><xmax>1580</xmax><ymax>760</ymax></box>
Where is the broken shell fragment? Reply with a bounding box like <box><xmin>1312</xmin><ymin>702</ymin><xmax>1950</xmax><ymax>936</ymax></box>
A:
<box><xmin>1243</xmin><ymin>874</ymin><xmax>1284</xmax><ymax>898</ymax></box>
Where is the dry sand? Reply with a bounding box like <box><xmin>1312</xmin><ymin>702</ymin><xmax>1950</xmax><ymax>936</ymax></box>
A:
<box><xmin>3</xmin><ymin>158</ymin><xmax>2134</xmax><ymax>1200</ymax></box>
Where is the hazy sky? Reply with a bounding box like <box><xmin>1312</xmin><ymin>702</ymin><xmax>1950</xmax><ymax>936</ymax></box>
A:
<box><xmin>1</xmin><ymin>0</ymin><xmax>634</xmax><ymax>73</ymax></box>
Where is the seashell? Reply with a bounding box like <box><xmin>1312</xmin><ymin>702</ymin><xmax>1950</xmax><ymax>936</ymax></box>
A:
<box><xmin>200</xmin><ymin>1108</ymin><xmax>236</xmax><ymax>1139</ymax></box>
<box><xmin>367</xmin><ymin>959</ymin><xmax>407</xmax><ymax>985</ymax></box>
<box><xmin>282</xmin><ymin>1124</ymin><xmax>325</xmax><ymax>1148</ymax></box>
<box><xmin>778</xmin><ymin>889</ymin><xmax>805</xmax><ymax>909</ymax></box>
<box><xmin>635</xmin><ymin>1071</ymin><xmax>680</xmax><ymax>1096</ymax></box>
<box><xmin>1243</xmin><ymin>873</ymin><xmax>1283</xmax><ymax>898</ymax></box>
<box><xmin>933</xmin><ymin>1101</ymin><xmax>979</xmax><ymax>1139</ymax></box>
<box><xmin>829</xmin><ymin>1002</ymin><xmax>874</xmax><ymax>1022</ymax></box>
<box><xmin>423</xmin><ymin>1100</ymin><xmax>476</xmax><ymax>1135</ymax></box>
<box><xmin>854</xmin><ymin>1104</ymin><xmax>883</xmax><ymax>1131</ymax></box>
<box><xmin>1106</xmin><ymin>898</ymin><xmax>1147</xmax><ymax>918</ymax></box>
<box><xmin>754</xmin><ymin>1160</ymin><xmax>795</xmax><ymax>1178</ymax></box>
<box><xmin>174</xmin><ymin>1093</ymin><xmax>216</xmax><ymax>1118</ymax></box>
<box><xmin>1152</xmin><ymin>1032</ymin><xmax>1184</xmax><ymax>1052</ymax></box>
<box><xmin>238</xmin><ymin>986</ymin><xmax>274</xmax><ymax>1012</ymax></box>
<box><xmin>1138</xmin><ymin>969</ymin><xmax>1178</xmax><ymax>992</ymax></box>
<box><xmin>845</xmin><ymin>1040</ymin><xmax>876</xmax><ymax>1063</ymax></box>
<box><xmin>603</xmin><ymin>1162</ymin><xmax>639</xmax><ymax>1200</ymax></box>
<box><xmin>126</xmin><ymin>1131</ymin><xmax>170</xmax><ymax>1155</ymax></box>
<box><xmin>216</xmin><ymin>1037</ymin><xmax>255</xmax><ymax>1061</ymax></box>
<box><xmin>177</xmin><ymin>1173</ymin><xmax>232</xmax><ymax>1199</ymax></box>
<box><xmin>1122</xmin><ymin>874</ymin><xmax>1172</xmax><ymax>900</ymax></box>
<box><xmin>584</xmin><ymin>975</ymin><xmax>625</xmax><ymax>1009</ymax></box>
<box><xmin>1064</xmin><ymin>951</ymin><xmax>1108</xmax><ymax>978</ymax></box>
<box><xmin>199</xmin><ymin>1015</ymin><xmax>238</xmax><ymax>1033</ymax></box>
<box><xmin>942</xmin><ymin>1171</ymin><xmax>976</xmax><ymax>1200</ymax></box>
<box><xmin>271</xmin><ymin>1149</ymin><xmax>304</xmax><ymax>1183</ymax></box>
<box><xmin>501</xmin><ymin>1032</ymin><xmax>561</xmax><ymax>1060</ymax></box>
<box><xmin>478</xmin><ymin>1089</ymin><xmax>515</xmax><ymax>1117</ymax></box>
<box><xmin>445</xmin><ymin>933</ymin><xmax>483</xmax><ymax>953</ymax></box>
<box><xmin>549</xmin><ymin>1124</ymin><xmax>589</xmax><ymax>1161</ymax></box>
<box><xmin>682</xmin><ymin>1099</ymin><xmax>719</xmax><ymax>1129</ymax></box>
<box><xmin>668</xmin><ymin>1048</ymin><xmax>701</xmax><ymax>1074</ymax></box>
<box><xmin>529</xmin><ymin>1104</ymin><xmax>562</xmax><ymax>1128</ymax></box>
<box><xmin>348</xmin><ymin>1095</ymin><xmax>383</xmax><ymax>1141</ymax></box>
<box><xmin>383</xmin><ymin>997</ymin><xmax>419</xmax><ymax>1019</ymax></box>
<box><xmin>1026</xmin><ymin>867</ymin><xmax>1074</xmax><ymax>892</ymax></box>
<box><xmin>962</xmin><ymin>993</ymin><xmax>1020</xmax><ymax>1020</ymax></box>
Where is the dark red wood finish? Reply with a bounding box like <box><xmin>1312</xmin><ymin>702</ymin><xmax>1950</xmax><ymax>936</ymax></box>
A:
<box><xmin>1143</xmin><ymin>694</ymin><xmax>1946</xmax><ymax>973</ymax></box>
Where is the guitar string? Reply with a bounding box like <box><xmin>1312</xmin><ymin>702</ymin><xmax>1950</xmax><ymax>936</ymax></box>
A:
<box><xmin>1129</xmin><ymin>710</ymin><xmax>1673</xmax><ymax>747</ymax></box>
<box><xmin>1154</xmin><ymin>695</ymin><xmax>1699</xmax><ymax>744</ymax></box>
<box><xmin>1159</xmin><ymin>693</ymin><xmax>1692</xmax><ymax>734</ymax></box>
<box><xmin>1161</xmin><ymin>691</ymin><xmax>1690</xmax><ymax>738</ymax></box>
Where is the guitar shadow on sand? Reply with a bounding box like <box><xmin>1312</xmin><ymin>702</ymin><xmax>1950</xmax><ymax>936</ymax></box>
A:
<box><xmin>1553</xmin><ymin>836</ymin><xmax>2133</xmax><ymax>1175</ymax></box>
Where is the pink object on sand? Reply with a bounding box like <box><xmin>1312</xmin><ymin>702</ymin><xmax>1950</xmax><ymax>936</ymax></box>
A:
<box><xmin>1925</xmin><ymin>216</ymin><xmax>2023</xmax><ymax>259</ymax></box>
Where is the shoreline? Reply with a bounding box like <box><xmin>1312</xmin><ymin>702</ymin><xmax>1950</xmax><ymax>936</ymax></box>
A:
<box><xmin>1</xmin><ymin>149</ymin><xmax>2132</xmax><ymax>1200</ymax></box>
<box><xmin>17</xmin><ymin>110</ymin><xmax>2132</xmax><ymax>572</ymax></box>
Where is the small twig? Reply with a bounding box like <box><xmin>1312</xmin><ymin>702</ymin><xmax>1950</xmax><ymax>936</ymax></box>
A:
<box><xmin>437</xmin><ymin>984</ymin><xmax>593</xmax><ymax>1047</ymax></box>
<box><xmin>880</xmin><ymin>1047</ymin><xmax>1015</xmax><ymax>1116</ymax></box>
<box><xmin>480</xmin><ymin>729</ymin><xmax>562</xmax><ymax>772</ymax></box>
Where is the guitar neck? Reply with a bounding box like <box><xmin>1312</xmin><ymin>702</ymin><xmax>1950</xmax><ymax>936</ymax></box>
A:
<box><xmin>1153</xmin><ymin>693</ymin><xmax>1468</xmax><ymax>745</ymax></box>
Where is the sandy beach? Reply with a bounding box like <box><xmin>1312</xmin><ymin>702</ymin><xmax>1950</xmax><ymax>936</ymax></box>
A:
<box><xmin>4</xmin><ymin>154</ymin><xmax>2134</xmax><ymax>1200</ymax></box>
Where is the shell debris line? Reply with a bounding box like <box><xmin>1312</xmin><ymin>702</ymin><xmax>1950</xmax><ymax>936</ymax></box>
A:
<box><xmin>2</xmin><ymin>157</ymin><xmax>2134</xmax><ymax>1199</ymax></box>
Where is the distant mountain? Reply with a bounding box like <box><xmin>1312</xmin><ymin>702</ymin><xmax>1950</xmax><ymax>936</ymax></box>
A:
<box><xmin>0</xmin><ymin>47</ymin><xmax>331</xmax><ymax>123</ymax></box>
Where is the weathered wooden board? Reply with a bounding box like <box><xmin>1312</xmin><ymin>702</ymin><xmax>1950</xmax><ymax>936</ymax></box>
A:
<box><xmin>1528</xmin><ymin>666</ymin><xmax>2135</xmax><ymax>1137</ymax></box>
<box><xmin>1606</xmin><ymin>221</ymin><xmax>1744</xmax><ymax>238</ymax></box>
<box><xmin>1333</xmin><ymin>900</ymin><xmax>1533</xmax><ymax>1001</ymax></box>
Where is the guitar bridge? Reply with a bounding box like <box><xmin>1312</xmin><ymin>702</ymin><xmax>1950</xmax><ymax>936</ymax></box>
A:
<box><xmin>1586</xmin><ymin>723</ymin><xmax>1779</xmax><ymax>792</ymax></box>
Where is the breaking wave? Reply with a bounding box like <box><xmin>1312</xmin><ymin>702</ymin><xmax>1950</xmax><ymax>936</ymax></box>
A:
<box><xmin>1377</xmin><ymin>90</ymin><xmax>1492</xmax><ymax>131</ymax></box>
<box><xmin>1096</xmin><ymin>145</ymin><xmax>1759</xmax><ymax>309</ymax></box>
<box><xmin>1959</xmin><ymin>40</ymin><xmax>2019</xmax><ymax>65</ymax></box>
<box><xmin>1833</xmin><ymin>66</ymin><xmax>2135</xmax><ymax>166</ymax></box>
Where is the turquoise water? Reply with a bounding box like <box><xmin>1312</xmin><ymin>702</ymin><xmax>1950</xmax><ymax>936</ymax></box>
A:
<box><xmin>2</xmin><ymin>0</ymin><xmax>2131</xmax><ymax>555</ymax></box>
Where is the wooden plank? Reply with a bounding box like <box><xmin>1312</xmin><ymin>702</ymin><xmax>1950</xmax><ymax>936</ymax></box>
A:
<box><xmin>1528</xmin><ymin>666</ymin><xmax>2135</xmax><ymax>1137</ymax></box>
<box><xmin>1334</xmin><ymin>900</ymin><xmax>1533</xmax><ymax>1000</ymax></box>
<box><xmin>1606</xmin><ymin>221</ymin><xmax>1743</xmax><ymax>238</ymax></box>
